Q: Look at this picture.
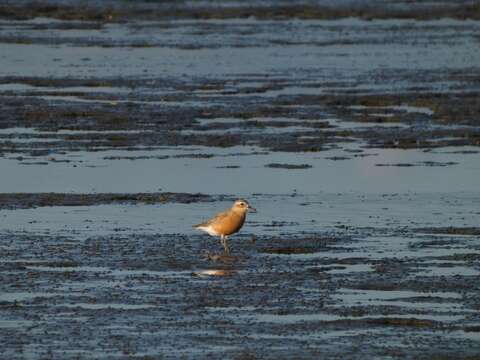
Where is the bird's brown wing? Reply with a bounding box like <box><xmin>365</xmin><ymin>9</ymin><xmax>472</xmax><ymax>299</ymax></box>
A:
<box><xmin>193</xmin><ymin>210</ymin><xmax>230</xmax><ymax>228</ymax></box>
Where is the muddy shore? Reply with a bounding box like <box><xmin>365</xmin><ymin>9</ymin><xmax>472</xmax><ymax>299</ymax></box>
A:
<box><xmin>0</xmin><ymin>1</ymin><xmax>479</xmax><ymax>358</ymax></box>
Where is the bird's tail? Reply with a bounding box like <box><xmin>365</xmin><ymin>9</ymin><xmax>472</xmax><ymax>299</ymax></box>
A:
<box><xmin>193</xmin><ymin>221</ymin><xmax>208</xmax><ymax>228</ymax></box>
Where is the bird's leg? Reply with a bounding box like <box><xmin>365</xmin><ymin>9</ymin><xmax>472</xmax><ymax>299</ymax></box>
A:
<box><xmin>223</xmin><ymin>236</ymin><xmax>230</xmax><ymax>255</ymax></box>
<box><xmin>220</xmin><ymin>235</ymin><xmax>225</xmax><ymax>248</ymax></box>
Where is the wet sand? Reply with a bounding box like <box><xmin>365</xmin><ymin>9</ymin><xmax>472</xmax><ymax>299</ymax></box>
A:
<box><xmin>0</xmin><ymin>1</ymin><xmax>480</xmax><ymax>358</ymax></box>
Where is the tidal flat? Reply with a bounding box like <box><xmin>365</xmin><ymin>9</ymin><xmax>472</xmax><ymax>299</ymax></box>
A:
<box><xmin>0</xmin><ymin>1</ymin><xmax>480</xmax><ymax>358</ymax></box>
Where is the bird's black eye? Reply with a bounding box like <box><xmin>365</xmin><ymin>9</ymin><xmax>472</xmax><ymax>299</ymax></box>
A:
<box><xmin>239</xmin><ymin>202</ymin><xmax>245</xmax><ymax>206</ymax></box>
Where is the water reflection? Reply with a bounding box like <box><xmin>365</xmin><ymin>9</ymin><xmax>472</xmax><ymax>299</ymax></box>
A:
<box><xmin>195</xmin><ymin>269</ymin><xmax>237</xmax><ymax>277</ymax></box>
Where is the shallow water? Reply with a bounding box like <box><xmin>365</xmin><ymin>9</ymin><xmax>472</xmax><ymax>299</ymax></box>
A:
<box><xmin>0</xmin><ymin>144</ymin><xmax>479</xmax><ymax>194</ymax></box>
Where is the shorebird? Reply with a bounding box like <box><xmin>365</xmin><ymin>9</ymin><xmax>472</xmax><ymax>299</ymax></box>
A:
<box><xmin>194</xmin><ymin>199</ymin><xmax>256</xmax><ymax>254</ymax></box>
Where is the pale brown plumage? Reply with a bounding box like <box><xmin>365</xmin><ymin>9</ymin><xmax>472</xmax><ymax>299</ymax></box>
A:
<box><xmin>194</xmin><ymin>199</ymin><xmax>256</xmax><ymax>254</ymax></box>
<box><xmin>195</xmin><ymin>209</ymin><xmax>246</xmax><ymax>236</ymax></box>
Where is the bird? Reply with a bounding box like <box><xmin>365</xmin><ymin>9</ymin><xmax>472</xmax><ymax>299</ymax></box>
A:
<box><xmin>193</xmin><ymin>199</ymin><xmax>256</xmax><ymax>254</ymax></box>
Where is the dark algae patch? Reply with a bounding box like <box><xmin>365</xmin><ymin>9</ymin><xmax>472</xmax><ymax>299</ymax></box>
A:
<box><xmin>415</xmin><ymin>227</ymin><xmax>480</xmax><ymax>236</ymax></box>
<box><xmin>0</xmin><ymin>192</ymin><xmax>220</xmax><ymax>209</ymax></box>
<box><xmin>376</xmin><ymin>161</ymin><xmax>458</xmax><ymax>167</ymax></box>
<box><xmin>364</xmin><ymin>317</ymin><xmax>439</xmax><ymax>328</ymax></box>
<box><xmin>258</xmin><ymin>246</ymin><xmax>319</xmax><ymax>254</ymax></box>
<box><xmin>1</xmin><ymin>2</ymin><xmax>480</xmax><ymax>21</ymax></box>
<box><xmin>1</xmin><ymin>90</ymin><xmax>479</xmax><ymax>153</ymax></box>
<box><xmin>265</xmin><ymin>163</ymin><xmax>312</xmax><ymax>169</ymax></box>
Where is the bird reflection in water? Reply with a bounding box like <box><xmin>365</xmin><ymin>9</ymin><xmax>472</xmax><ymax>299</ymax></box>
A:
<box><xmin>195</xmin><ymin>269</ymin><xmax>237</xmax><ymax>277</ymax></box>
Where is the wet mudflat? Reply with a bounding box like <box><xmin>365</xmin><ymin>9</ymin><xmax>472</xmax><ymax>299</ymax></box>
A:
<box><xmin>1</xmin><ymin>1</ymin><xmax>480</xmax><ymax>358</ymax></box>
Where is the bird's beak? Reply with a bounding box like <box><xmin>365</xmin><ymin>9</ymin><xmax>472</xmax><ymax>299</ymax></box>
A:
<box><xmin>248</xmin><ymin>206</ymin><xmax>257</xmax><ymax>213</ymax></box>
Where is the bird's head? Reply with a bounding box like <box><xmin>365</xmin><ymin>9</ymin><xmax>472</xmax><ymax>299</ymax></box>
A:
<box><xmin>232</xmin><ymin>199</ymin><xmax>257</xmax><ymax>213</ymax></box>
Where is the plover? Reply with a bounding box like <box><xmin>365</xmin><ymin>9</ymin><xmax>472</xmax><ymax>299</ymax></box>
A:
<box><xmin>194</xmin><ymin>199</ymin><xmax>256</xmax><ymax>254</ymax></box>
